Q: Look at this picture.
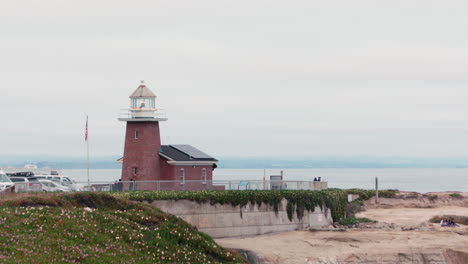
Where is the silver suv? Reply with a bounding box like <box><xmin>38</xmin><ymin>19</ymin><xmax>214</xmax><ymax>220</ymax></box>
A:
<box><xmin>9</xmin><ymin>177</ymin><xmax>43</xmax><ymax>192</ymax></box>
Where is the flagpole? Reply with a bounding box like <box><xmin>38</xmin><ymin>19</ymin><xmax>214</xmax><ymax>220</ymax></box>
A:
<box><xmin>87</xmin><ymin>135</ymin><xmax>90</xmax><ymax>189</ymax></box>
<box><xmin>86</xmin><ymin>115</ymin><xmax>90</xmax><ymax>190</ymax></box>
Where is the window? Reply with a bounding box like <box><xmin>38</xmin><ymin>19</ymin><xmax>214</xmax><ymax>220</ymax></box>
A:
<box><xmin>133</xmin><ymin>167</ymin><xmax>138</xmax><ymax>176</ymax></box>
<box><xmin>134</xmin><ymin>130</ymin><xmax>139</xmax><ymax>139</ymax></box>
<box><xmin>201</xmin><ymin>168</ymin><xmax>207</xmax><ymax>184</ymax></box>
<box><xmin>179</xmin><ymin>168</ymin><xmax>185</xmax><ymax>185</ymax></box>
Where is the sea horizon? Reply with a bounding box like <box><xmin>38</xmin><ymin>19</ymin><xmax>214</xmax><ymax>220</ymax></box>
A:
<box><xmin>62</xmin><ymin>168</ymin><xmax>468</xmax><ymax>194</ymax></box>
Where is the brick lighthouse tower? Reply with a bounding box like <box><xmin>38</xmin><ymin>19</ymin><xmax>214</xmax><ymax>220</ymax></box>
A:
<box><xmin>118</xmin><ymin>81</ymin><xmax>167</xmax><ymax>188</ymax></box>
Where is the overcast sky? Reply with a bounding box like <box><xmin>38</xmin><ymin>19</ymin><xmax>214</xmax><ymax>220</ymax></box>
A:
<box><xmin>1</xmin><ymin>0</ymin><xmax>468</xmax><ymax>158</ymax></box>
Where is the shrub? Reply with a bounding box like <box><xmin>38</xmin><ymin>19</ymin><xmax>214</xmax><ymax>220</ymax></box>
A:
<box><xmin>345</xmin><ymin>202</ymin><xmax>365</xmax><ymax>218</ymax></box>
<box><xmin>338</xmin><ymin>217</ymin><xmax>374</xmax><ymax>226</ymax></box>
<box><xmin>379</xmin><ymin>189</ymin><xmax>398</xmax><ymax>198</ymax></box>
<box><xmin>345</xmin><ymin>189</ymin><xmax>399</xmax><ymax>201</ymax></box>
<box><xmin>449</xmin><ymin>193</ymin><xmax>463</xmax><ymax>199</ymax></box>
<box><xmin>424</xmin><ymin>194</ymin><xmax>438</xmax><ymax>201</ymax></box>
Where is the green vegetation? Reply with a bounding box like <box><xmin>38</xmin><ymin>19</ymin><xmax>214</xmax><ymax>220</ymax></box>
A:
<box><xmin>338</xmin><ymin>217</ymin><xmax>375</xmax><ymax>226</ymax></box>
<box><xmin>344</xmin><ymin>202</ymin><xmax>364</xmax><ymax>218</ymax></box>
<box><xmin>345</xmin><ymin>189</ymin><xmax>399</xmax><ymax>201</ymax></box>
<box><xmin>0</xmin><ymin>193</ymin><xmax>244</xmax><ymax>263</ymax></box>
<box><xmin>342</xmin><ymin>189</ymin><xmax>399</xmax><ymax>219</ymax></box>
<box><xmin>429</xmin><ymin>215</ymin><xmax>468</xmax><ymax>226</ymax></box>
<box><xmin>449</xmin><ymin>193</ymin><xmax>463</xmax><ymax>199</ymax></box>
<box><xmin>113</xmin><ymin>189</ymin><xmax>348</xmax><ymax>222</ymax></box>
<box><xmin>422</xmin><ymin>194</ymin><xmax>438</xmax><ymax>201</ymax></box>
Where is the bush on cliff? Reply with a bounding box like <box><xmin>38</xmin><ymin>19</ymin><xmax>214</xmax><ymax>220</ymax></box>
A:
<box><xmin>345</xmin><ymin>189</ymin><xmax>398</xmax><ymax>201</ymax></box>
<box><xmin>113</xmin><ymin>189</ymin><xmax>348</xmax><ymax>222</ymax></box>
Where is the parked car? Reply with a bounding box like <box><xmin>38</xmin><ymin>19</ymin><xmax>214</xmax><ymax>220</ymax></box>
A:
<box><xmin>9</xmin><ymin>177</ymin><xmax>43</xmax><ymax>192</ymax></box>
<box><xmin>0</xmin><ymin>170</ymin><xmax>14</xmax><ymax>191</ymax></box>
<box><xmin>7</xmin><ymin>171</ymin><xmax>35</xmax><ymax>177</ymax></box>
<box><xmin>34</xmin><ymin>175</ymin><xmax>84</xmax><ymax>191</ymax></box>
<box><xmin>38</xmin><ymin>179</ymin><xmax>71</xmax><ymax>192</ymax></box>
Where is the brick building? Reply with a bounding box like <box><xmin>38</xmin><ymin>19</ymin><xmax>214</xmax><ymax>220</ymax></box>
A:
<box><xmin>118</xmin><ymin>81</ymin><xmax>219</xmax><ymax>191</ymax></box>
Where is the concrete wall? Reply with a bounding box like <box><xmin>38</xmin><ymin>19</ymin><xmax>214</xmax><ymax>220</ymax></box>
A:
<box><xmin>150</xmin><ymin>198</ymin><xmax>332</xmax><ymax>238</ymax></box>
<box><xmin>312</xmin><ymin>181</ymin><xmax>328</xmax><ymax>190</ymax></box>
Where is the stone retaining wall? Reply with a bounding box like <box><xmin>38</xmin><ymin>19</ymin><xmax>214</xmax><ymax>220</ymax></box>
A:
<box><xmin>150</xmin><ymin>198</ymin><xmax>332</xmax><ymax>238</ymax></box>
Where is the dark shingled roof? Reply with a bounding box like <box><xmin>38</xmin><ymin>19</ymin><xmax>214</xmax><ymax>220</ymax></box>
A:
<box><xmin>159</xmin><ymin>145</ymin><xmax>218</xmax><ymax>162</ymax></box>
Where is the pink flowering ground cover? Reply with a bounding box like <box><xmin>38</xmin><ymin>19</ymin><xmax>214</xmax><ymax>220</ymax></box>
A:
<box><xmin>0</xmin><ymin>193</ymin><xmax>244</xmax><ymax>263</ymax></box>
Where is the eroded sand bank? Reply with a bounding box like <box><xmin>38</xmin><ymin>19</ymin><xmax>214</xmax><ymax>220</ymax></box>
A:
<box><xmin>216</xmin><ymin>192</ymin><xmax>468</xmax><ymax>264</ymax></box>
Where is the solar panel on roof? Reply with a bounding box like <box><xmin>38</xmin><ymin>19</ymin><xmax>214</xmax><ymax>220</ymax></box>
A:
<box><xmin>171</xmin><ymin>145</ymin><xmax>214</xmax><ymax>159</ymax></box>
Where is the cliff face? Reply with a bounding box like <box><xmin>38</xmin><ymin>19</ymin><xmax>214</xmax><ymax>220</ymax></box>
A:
<box><xmin>216</xmin><ymin>192</ymin><xmax>468</xmax><ymax>264</ymax></box>
<box><xmin>230</xmin><ymin>248</ymin><xmax>468</xmax><ymax>264</ymax></box>
<box><xmin>217</xmin><ymin>222</ymin><xmax>468</xmax><ymax>264</ymax></box>
<box><xmin>227</xmin><ymin>237</ymin><xmax>468</xmax><ymax>264</ymax></box>
<box><xmin>325</xmin><ymin>249</ymin><xmax>468</xmax><ymax>264</ymax></box>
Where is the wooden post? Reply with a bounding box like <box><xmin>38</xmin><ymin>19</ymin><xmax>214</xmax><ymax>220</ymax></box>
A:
<box><xmin>375</xmin><ymin>177</ymin><xmax>379</xmax><ymax>204</ymax></box>
<box><xmin>263</xmin><ymin>169</ymin><xmax>266</xmax><ymax>190</ymax></box>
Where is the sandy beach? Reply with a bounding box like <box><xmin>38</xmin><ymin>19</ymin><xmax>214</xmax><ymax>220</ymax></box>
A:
<box><xmin>216</xmin><ymin>192</ymin><xmax>468</xmax><ymax>264</ymax></box>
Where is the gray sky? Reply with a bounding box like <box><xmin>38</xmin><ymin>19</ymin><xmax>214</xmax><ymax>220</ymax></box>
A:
<box><xmin>1</xmin><ymin>0</ymin><xmax>468</xmax><ymax>158</ymax></box>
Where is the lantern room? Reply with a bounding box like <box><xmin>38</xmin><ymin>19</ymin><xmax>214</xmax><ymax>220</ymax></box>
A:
<box><xmin>118</xmin><ymin>81</ymin><xmax>167</xmax><ymax>121</ymax></box>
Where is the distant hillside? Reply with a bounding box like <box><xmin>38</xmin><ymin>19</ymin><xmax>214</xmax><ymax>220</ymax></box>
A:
<box><xmin>0</xmin><ymin>155</ymin><xmax>122</xmax><ymax>169</ymax></box>
<box><xmin>2</xmin><ymin>155</ymin><xmax>468</xmax><ymax>169</ymax></box>
<box><xmin>217</xmin><ymin>156</ymin><xmax>468</xmax><ymax>169</ymax></box>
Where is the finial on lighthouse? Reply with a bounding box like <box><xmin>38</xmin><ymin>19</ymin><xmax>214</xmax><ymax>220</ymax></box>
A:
<box><xmin>140</xmin><ymin>80</ymin><xmax>145</xmax><ymax>85</ymax></box>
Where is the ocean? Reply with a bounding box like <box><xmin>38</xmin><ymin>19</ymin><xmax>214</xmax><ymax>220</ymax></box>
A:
<box><xmin>63</xmin><ymin>168</ymin><xmax>468</xmax><ymax>193</ymax></box>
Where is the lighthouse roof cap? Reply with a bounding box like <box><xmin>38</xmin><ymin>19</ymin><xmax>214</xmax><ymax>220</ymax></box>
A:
<box><xmin>130</xmin><ymin>82</ymin><xmax>156</xmax><ymax>98</ymax></box>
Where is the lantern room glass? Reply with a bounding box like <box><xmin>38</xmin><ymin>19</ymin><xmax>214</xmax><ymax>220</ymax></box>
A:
<box><xmin>131</xmin><ymin>97</ymin><xmax>155</xmax><ymax>110</ymax></box>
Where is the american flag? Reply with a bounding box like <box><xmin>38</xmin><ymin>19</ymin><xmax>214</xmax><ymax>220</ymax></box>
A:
<box><xmin>85</xmin><ymin>116</ymin><xmax>88</xmax><ymax>141</ymax></box>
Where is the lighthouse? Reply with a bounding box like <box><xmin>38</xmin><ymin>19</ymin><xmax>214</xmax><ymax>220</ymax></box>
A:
<box><xmin>118</xmin><ymin>81</ymin><xmax>167</xmax><ymax>187</ymax></box>
<box><xmin>118</xmin><ymin>81</ymin><xmax>221</xmax><ymax>191</ymax></box>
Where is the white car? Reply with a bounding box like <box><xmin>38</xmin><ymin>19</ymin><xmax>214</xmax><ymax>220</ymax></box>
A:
<box><xmin>0</xmin><ymin>170</ymin><xmax>14</xmax><ymax>191</ymax></box>
<box><xmin>38</xmin><ymin>179</ymin><xmax>71</xmax><ymax>192</ymax></box>
<box><xmin>34</xmin><ymin>175</ymin><xmax>84</xmax><ymax>191</ymax></box>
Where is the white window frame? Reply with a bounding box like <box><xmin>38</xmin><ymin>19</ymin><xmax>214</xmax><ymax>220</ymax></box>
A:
<box><xmin>133</xmin><ymin>167</ymin><xmax>138</xmax><ymax>176</ymax></box>
<box><xmin>134</xmin><ymin>130</ymin><xmax>139</xmax><ymax>139</ymax></box>
<box><xmin>201</xmin><ymin>168</ymin><xmax>207</xmax><ymax>184</ymax></box>
<box><xmin>179</xmin><ymin>168</ymin><xmax>185</xmax><ymax>185</ymax></box>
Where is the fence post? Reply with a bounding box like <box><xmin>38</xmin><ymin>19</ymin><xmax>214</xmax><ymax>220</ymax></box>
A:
<box><xmin>375</xmin><ymin>177</ymin><xmax>379</xmax><ymax>204</ymax></box>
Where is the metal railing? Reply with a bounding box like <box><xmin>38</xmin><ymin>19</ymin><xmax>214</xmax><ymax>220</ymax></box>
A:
<box><xmin>118</xmin><ymin>109</ymin><xmax>167</xmax><ymax>120</ymax></box>
<box><xmin>77</xmin><ymin>180</ymin><xmax>328</xmax><ymax>192</ymax></box>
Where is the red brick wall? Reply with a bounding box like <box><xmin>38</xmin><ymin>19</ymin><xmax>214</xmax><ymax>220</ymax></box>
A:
<box><xmin>159</xmin><ymin>159</ymin><xmax>176</xmax><ymax>181</ymax></box>
<box><xmin>121</xmin><ymin>121</ymin><xmax>162</xmax><ymax>182</ymax></box>
<box><xmin>160</xmin><ymin>159</ymin><xmax>216</xmax><ymax>190</ymax></box>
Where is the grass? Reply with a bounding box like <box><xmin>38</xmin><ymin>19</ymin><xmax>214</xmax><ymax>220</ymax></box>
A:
<box><xmin>0</xmin><ymin>192</ymin><xmax>244</xmax><ymax>263</ymax></box>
